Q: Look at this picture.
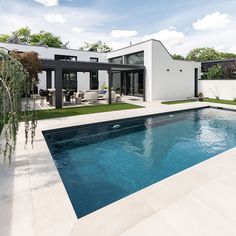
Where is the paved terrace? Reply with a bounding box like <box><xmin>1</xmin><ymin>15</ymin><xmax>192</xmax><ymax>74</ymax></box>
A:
<box><xmin>1</xmin><ymin>100</ymin><xmax>236</xmax><ymax>236</ymax></box>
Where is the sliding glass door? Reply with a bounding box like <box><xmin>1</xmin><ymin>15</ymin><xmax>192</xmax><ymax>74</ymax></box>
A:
<box><xmin>111</xmin><ymin>71</ymin><xmax>144</xmax><ymax>97</ymax></box>
<box><xmin>126</xmin><ymin>71</ymin><xmax>143</xmax><ymax>97</ymax></box>
<box><xmin>62</xmin><ymin>71</ymin><xmax>77</xmax><ymax>91</ymax></box>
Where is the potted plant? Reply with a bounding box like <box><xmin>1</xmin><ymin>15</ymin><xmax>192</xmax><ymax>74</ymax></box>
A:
<box><xmin>198</xmin><ymin>92</ymin><xmax>204</xmax><ymax>101</ymax></box>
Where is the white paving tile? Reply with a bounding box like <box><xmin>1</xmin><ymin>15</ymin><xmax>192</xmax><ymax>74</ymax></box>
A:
<box><xmin>157</xmin><ymin>194</ymin><xmax>236</xmax><ymax>236</ymax></box>
<box><xmin>119</xmin><ymin>213</ymin><xmax>179</xmax><ymax>236</ymax></box>
<box><xmin>1</xmin><ymin>101</ymin><xmax>236</xmax><ymax>236</ymax></box>
<box><xmin>69</xmin><ymin>194</ymin><xmax>155</xmax><ymax>236</ymax></box>
<box><xmin>0</xmin><ymin>193</ymin><xmax>35</xmax><ymax>236</ymax></box>
<box><xmin>192</xmin><ymin>181</ymin><xmax>236</xmax><ymax>224</ymax></box>
<box><xmin>136</xmin><ymin>167</ymin><xmax>211</xmax><ymax>212</ymax></box>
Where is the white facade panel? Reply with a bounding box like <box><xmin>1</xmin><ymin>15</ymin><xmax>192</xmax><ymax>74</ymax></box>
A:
<box><xmin>199</xmin><ymin>80</ymin><xmax>236</xmax><ymax>100</ymax></box>
<box><xmin>151</xmin><ymin>40</ymin><xmax>201</xmax><ymax>100</ymax></box>
<box><xmin>108</xmin><ymin>40</ymin><xmax>201</xmax><ymax>101</ymax></box>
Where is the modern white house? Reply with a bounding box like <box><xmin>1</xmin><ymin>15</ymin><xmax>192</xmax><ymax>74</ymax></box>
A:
<box><xmin>0</xmin><ymin>39</ymin><xmax>201</xmax><ymax>108</ymax></box>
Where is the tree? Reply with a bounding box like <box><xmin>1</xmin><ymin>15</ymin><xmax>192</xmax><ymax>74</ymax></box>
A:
<box><xmin>186</xmin><ymin>47</ymin><xmax>236</xmax><ymax>62</ymax></box>
<box><xmin>0</xmin><ymin>27</ymin><xmax>64</xmax><ymax>48</ymax></box>
<box><xmin>221</xmin><ymin>61</ymin><xmax>236</xmax><ymax>80</ymax></box>
<box><xmin>204</xmin><ymin>65</ymin><xmax>223</xmax><ymax>80</ymax></box>
<box><xmin>13</xmin><ymin>27</ymin><xmax>31</xmax><ymax>43</ymax></box>
<box><xmin>10</xmin><ymin>50</ymin><xmax>42</xmax><ymax>91</ymax></box>
<box><xmin>220</xmin><ymin>52</ymin><xmax>236</xmax><ymax>59</ymax></box>
<box><xmin>79</xmin><ymin>40</ymin><xmax>112</xmax><ymax>52</ymax></box>
<box><xmin>30</xmin><ymin>31</ymin><xmax>63</xmax><ymax>48</ymax></box>
<box><xmin>0</xmin><ymin>34</ymin><xmax>10</xmax><ymax>43</ymax></box>
<box><xmin>186</xmin><ymin>48</ymin><xmax>222</xmax><ymax>61</ymax></box>
<box><xmin>0</xmin><ymin>49</ymin><xmax>38</xmax><ymax>162</ymax></box>
<box><xmin>172</xmin><ymin>54</ymin><xmax>185</xmax><ymax>60</ymax></box>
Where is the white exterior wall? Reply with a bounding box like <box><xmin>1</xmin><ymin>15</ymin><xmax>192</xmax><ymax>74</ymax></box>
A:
<box><xmin>151</xmin><ymin>40</ymin><xmax>201</xmax><ymax>100</ymax></box>
<box><xmin>199</xmin><ymin>80</ymin><xmax>236</xmax><ymax>100</ymax></box>
<box><xmin>0</xmin><ymin>42</ymin><xmax>108</xmax><ymax>91</ymax></box>
<box><xmin>107</xmin><ymin>39</ymin><xmax>201</xmax><ymax>101</ymax></box>
<box><xmin>107</xmin><ymin>40</ymin><xmax>153</xmax><ymax>101</ymax></box>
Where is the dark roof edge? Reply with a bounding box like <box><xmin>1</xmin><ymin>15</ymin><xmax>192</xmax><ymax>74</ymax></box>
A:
<box><xmin>0</xmin><ymin>42</ymin><xmax>106</xmax><ymax>54</ymax></box>
<box><xmin>202</xmin><ymin>58</ymin><xmax>236</xmax><ymax>63</ymax></box>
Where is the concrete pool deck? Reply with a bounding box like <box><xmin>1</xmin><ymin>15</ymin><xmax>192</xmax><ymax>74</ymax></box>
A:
<box><xmin>1</xmin><ymin>101</ymin><xmax>236</xmax><ymax>236</ymax></box>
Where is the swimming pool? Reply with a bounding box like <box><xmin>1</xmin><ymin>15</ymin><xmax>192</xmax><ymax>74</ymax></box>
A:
<box><xmin>44</xmin><ymin>107</ymin><xmax>236</xmax><ymax>218</ymax></box>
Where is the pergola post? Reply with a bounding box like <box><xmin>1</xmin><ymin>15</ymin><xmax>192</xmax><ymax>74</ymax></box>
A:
<box><xmin>46</xmin><ymin>69</ymin><xmax>52</xmax><ymax>89</ymax></box>
<box><xmin>123</xmin><ymin>72</ymin><xmax>127</xmax><ymax>95</ymax></box>
<box><xmin>143</xmin><ymin>69</ymin><xmax>146</xmax><ymax>101</ymax></box>
<box><xmin>55</xmin><ymin>66</ymin><xmax>63</xmax><ymax>109</ymax></box>
<box><xmin>108</xmin><ymin>69</ymin><xmax>112</xmax><ymax>104</ymax></box>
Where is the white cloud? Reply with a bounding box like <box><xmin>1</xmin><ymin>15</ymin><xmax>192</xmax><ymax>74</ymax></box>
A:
<box><xmin>34</xmin><ymin>0</ymin><xmax>58</xmax><ymax>7</ymax></box>
<box><xmin>144</xmin><ymin>29</ymin><xmax>187</xmax><ymax>47</ymax></box>
<box><xmin>229</xmin><ymin>47</ymin><xmax>236</xmax><ymax>54</ymax></box>
<box><xmin>71</xmin><ymin>27</ymin><xmax>84</xmax><ymax>33</ymax></box>
<box><xmin>0</xmin><ymin>1</ymin><xmax>115</xmax><ymax>49</ymax></box>
<box><xmin>193</xmin><ymin>11</ymin><xmax>231</xmax><ymax>31</ymax></box>
<box><xmin>44</xmin><ymin>14</ymin><xmax>66</xmax><ymax>23</ymax></box>
<box><xmin>111</xmin><ymin>30</ymin><xmax>138</xmax><ymax>38</ymax></box>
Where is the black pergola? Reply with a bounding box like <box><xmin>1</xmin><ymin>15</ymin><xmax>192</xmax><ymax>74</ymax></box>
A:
<box><xmin>40</xmin><ymin>59</ymin><xmax>145</xmax><ymax>109</ymax></box>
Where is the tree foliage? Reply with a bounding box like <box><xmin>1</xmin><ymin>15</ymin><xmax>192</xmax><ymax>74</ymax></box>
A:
<box><xmin>10</xmin><ymin>50</ymin><xmax>42</xmax><ymax>90</ymax></box>
<box><xmin>204</xmin><ymin>65</ymin><xmax>223</xmax><ymax>80</ymax></box>
<box><xmin>0</xmin><ymin>27</ymin><xmax>63</xmax><ymax>48</ymax></box>
<box><xmin>186</xmin><ymin>47</ymin><xmax>236</xmax><ymax>62</ymax></box>
<box><xmin>0</xmin><ymin>34</ymin><xmax>10</xmax><ymax>43</ymax></box>
<box><xmin>30</xmin><ymin>31</ymin><xmax>63</xmax><ymax>48</ymax></box>
<box><xmin>79</xmin><ymin>40</ymin><xmax>112</xmax><ymax>52</ymax></box>
<box><xmin>0</xmin><ymin>49</ymin><xmax>38</xmax><ymax>163</ymax></box>
<box><xmin>172</xmin><ymin>54</ymin><xmax>185</xmax><ymax>60</ymax></box>
<box><xmin>221</xmin><ymin>61</ymin><xmax>236</xmax><ymax>80</ymax></box>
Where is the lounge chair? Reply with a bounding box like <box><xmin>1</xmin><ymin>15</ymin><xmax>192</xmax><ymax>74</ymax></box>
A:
<box><xmin>84</xmin><ymin>91</ymin><xmax>98</xmax><ymax>103</ymax></box>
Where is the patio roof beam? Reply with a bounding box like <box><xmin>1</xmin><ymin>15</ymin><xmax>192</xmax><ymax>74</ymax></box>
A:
<box><xmin>40</xmin><ymin>59</ymin><xmax>145</xmax><ymax>72</ymax></box>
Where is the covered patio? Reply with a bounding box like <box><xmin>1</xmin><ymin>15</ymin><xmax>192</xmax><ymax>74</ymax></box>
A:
<box><xmin>40</xmin><ymin>59</ymin><xmax>145</xmax><ymax>109</ymax></box>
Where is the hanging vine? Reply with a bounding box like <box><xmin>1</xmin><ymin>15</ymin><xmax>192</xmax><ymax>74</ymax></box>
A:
<box><xmin>0</xmin><ymin>49</ymin><xmax>38</xmax><ymax>163</ymax></box>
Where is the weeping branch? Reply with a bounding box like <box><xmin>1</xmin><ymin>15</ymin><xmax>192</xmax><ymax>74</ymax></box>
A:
<box><xmin>0</xmin><ymin>49</ymin><xmax>38</xmax><ymax>163</ymax></box>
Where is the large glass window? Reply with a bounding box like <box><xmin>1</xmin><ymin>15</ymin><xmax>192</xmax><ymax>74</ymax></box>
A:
<box><xmin>55</xmin><ymin>55</ymin><xmax>77</xmax><ymax>61</ymax></box>
<box><xmin>109</xmin><ymin>56</ymin><xmax>123</xmax><ymax>64</ymax></box>
<box><xmin>127</xmin><ymin>51</ymin><xmax>144</xmax><ymax>65</ymax></box>
<box><xmin>62</xmin><ymin>71</ymin><xmax>77</xmax><ymax>91</ymax></box>
<box><xmin>90</xmin><ymin>57</ymin><xmax>99</xmax><ymax>63</ymax></box>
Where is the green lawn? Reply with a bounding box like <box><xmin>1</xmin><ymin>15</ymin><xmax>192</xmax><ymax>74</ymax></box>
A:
<box><xmin>161</xmin><ymin>99</ymin><xmax>196</xmax><ymax>105</ymax></box>
<box><xmin>203</xmin><ymin>98</ymin><xmax>236</xmax><ymax>105</ymax></box>
<box><xmin>31</xmin><ymin>103</ymin><xmax>143</xmax><ymax>120</ymax></box>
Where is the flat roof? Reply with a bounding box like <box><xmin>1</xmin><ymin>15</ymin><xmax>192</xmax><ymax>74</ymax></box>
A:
<box><xmin>0</xmin><ymin>41</ymin><xmax>107</xmax><ymax>54</ymax></box>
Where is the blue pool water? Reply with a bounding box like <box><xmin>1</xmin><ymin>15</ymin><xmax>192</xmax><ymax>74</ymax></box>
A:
<box><xmin>44</xmin><ymin>108</ymin><xmax>236</xmax><ymax>218</ymax></box>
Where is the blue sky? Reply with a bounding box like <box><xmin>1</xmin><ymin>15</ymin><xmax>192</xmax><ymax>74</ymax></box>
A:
<box><xmin>0</xmin><ymin>0</ymin><xmax>236</xmax><ymax>55</ymax></box>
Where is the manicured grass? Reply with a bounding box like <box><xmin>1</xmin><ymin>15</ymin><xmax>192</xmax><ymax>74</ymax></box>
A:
<box><xmin>32</xmin><ymin>103</ymin><xmax>143</xmax><ymax>120</ymax></box>
<box><xmin>161</xmin><ymin>99</ymin><xmax>196</xmax><ymax>105</ymax></box>
<box><xmin>203</xmin><ymin>98</ymin><xmax>236</xmax><ymax>105</ymax></box>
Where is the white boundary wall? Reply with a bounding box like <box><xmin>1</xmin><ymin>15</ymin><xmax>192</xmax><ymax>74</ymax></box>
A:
<box><xmin>198</xmin><ymin>80</ymin><xmax>236</xmax><ymax>100</ymax></box>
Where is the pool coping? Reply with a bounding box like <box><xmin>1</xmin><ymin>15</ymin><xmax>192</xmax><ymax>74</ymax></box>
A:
<box><xmin>2</xmin><ymin>101</ymin><xmax>236</xmax><ymax>236</ymax></box>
